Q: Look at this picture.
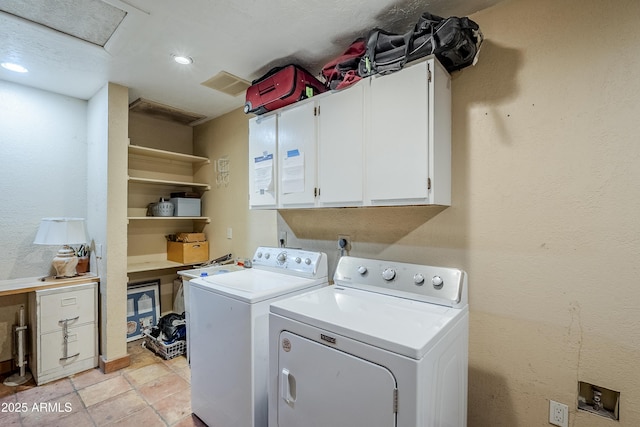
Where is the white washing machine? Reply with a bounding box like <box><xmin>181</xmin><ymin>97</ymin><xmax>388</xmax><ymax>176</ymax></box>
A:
<box><xmin>189</xmin><ymin>246</ymin><xmax>328</xmax><ymax>427</ymax></box>
<box><xmin>268</xmin><ymin>256</ymin><xmax>469</xmax><ymax>427</ymax></box>
<box><xmin>178</xmin><ymin>263</ymin><xmax>244</xmax><ymax>362</ymax></box>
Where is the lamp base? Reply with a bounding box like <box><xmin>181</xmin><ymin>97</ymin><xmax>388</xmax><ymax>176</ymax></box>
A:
<box><xmin>52</xmin><ymin>247</ymin><xmax>79</xmax><ymax>278</ymax></box>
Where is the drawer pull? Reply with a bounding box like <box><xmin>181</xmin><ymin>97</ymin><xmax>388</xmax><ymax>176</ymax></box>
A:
<box><xmin>58</xmin><ymin>316</ymin><xmax>79</xmax><ymax>325</ymax></box>
<box><xmin>60</xmin><ymin>317</ymin><xmax>80</xmax><ymax>362</ymax></box>
<box><xmin>61</xmin><ymin>297</ymin><xmax>77</xmax><ymax>306</ymax></box>
<box><xmin>60</xmin><ymin>352</ymin><xmax>80</xmax><ymax>361</ymax></box>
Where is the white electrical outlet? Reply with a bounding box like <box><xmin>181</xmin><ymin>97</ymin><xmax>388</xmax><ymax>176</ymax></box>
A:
<box><xmin>549</xmin><ymin>400</ymin><xmax>568</xmax><ymax>427</ymax></box>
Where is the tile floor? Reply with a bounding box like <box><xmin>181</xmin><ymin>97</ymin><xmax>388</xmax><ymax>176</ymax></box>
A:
<box><xmin>0</xmin><ymin>340</ymin><xmax>204</xmax><ymax>426</ymax></box>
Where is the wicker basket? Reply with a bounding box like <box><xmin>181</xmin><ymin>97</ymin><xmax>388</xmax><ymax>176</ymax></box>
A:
<box><xmin>142</xmin><ymin>330</ymin><xmax>186</xmax><ymax>360</ymax></box>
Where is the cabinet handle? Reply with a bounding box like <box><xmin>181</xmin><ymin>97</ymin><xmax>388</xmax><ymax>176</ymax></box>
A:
<box><xmin>59</xmin><ymin>352</ymin><xmax>80</xmax><ymax>361</ymax></box>
<box><xmin>58</xmin><ymin>316</ymin><xmax>79</xmax><ymax>325</ymax></box>
<box><xmin>59</xmin><ymin>317</ymin><xmax>80</xmax><ymax>362</ymax></box>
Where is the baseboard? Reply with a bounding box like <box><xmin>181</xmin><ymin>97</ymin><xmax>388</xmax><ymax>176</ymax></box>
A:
<box><xmin>0</xmin><ymin>359</ymin><xmax>14</xmax><ymax>376</ymax></box>
<box><xmin>99</xmin><ymin>354</ymin><xmax>131</xmax><ymax>374</ymax></box>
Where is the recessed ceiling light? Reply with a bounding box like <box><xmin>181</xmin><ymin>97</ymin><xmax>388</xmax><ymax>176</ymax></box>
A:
<box><xmin>172</xmin><ymin>55</ymin><xmax>193</xmax><ymax>65</ymax></box>
<box><xmin>1</xmin><ymin>62</ymin><xmax>28</xmax><ymax>73</ymax></box>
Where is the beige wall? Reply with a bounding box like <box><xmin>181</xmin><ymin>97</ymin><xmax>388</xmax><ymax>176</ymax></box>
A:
<box><xmin>200</xmin><ymin>0</ymin><xmax>640</xmax><ymax>425</ymax></box>
<box><xmin>194</xmin><ymin>109</ymin><xmax>278</xmax><ymax>260</ymax></box>
<box><xmin>461</xmin><ymin>0</ymin><xmax>639</xmax><ymax>424</ymax></box>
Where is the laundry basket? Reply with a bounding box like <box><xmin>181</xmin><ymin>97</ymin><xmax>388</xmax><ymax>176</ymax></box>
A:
<box><xmin>142</xmin><ymin>330</ymin><xmax>186</xmax><ymax>360</ymax></box>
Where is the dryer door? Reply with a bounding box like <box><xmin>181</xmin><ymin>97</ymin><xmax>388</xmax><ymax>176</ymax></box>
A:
<box><xmin>277</xmin><ymin>331</ymin><xmax>397</xmax><ymax>427</ymax></box>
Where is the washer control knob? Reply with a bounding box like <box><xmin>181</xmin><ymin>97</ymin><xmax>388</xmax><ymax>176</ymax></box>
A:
<box><xmin>264</xmin><ymin>253</ymin><xmax>270</xmax><ymax>259</ymax></box>
<box><xmin>295</xmin><ymin>257</ymin><xmax>302</xmax><ymax>264</ymax></box>
<box><xmin>382</xmin><ymin>268</ymin><xmax>396</xmax><ymax>281</ymax></box>
<box><xmin>256</xmin><ymin>252</ymin><xmax>263</xmax><ymax>258</ymax></box>
<box><xmin>357</xmin><ymin>266</ymin><xmax>368</xmax><ymax>275</ymax></box>
<box><xmin>432</xmin><ymin>276</ymin><xmax>444</xmax><ymax>289</ymax></box>
<box><xmin>277</xmin><ymin>252</ymin><xmax>287</xmax><ymax>263</ymax></box>
<box><xmin>305</xmin><ymin>258</ymin><xmax>312</xmax><ymax>265</ymax></box>
<box><xmin>414</xmin><ymin>273</ymin><xmax>425</xmax><ymax>286</ymax></box>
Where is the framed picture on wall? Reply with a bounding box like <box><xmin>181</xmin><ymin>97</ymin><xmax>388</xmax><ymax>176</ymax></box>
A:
<box><xmin>126</xmin><ymin>279</ymin><xmax>160</xmax><ymax>342</ymax></box>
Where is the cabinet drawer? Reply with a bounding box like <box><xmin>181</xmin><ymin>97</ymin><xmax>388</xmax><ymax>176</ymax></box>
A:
<box><xmin>38</xmin><ymin>283</ymin><xmax>96</xmax><ymax>333</ymax></box>
<box><xmin>39</xmin><ymin>323</ymin><xmax>96</xmax><ymax>373</ymax></box>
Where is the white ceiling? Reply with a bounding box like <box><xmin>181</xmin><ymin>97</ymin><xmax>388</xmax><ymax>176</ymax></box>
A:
<box><xmin>0</xmin><ymin>0</ymin><xmax>501</xmax><ymax>123</ymax></box>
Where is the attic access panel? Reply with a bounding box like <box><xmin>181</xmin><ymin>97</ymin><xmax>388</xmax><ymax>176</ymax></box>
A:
<box><xmin>0</xmin><ymin>0</ymin><xmax>126</xmax><ymax>47</ymax></box>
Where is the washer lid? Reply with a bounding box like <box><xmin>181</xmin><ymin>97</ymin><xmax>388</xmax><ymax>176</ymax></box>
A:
<box><xmin>270</xmin><ymin>285</ymin><xmax>468</xmax><ymax>359</ymax></box>
<box><xmin>190</xmin><ymin>269</ymin><xmax>327</xmax><ymax>303</ymax></box>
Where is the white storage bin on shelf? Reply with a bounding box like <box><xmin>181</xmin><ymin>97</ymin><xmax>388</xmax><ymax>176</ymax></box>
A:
<box><xmin>170</xmin><ymin>197</ymin><xmax>201</xmax><ymax>216</ymax></box>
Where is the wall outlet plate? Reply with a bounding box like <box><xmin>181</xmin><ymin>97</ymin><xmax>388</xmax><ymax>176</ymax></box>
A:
<box><xmin>549</xmin><ymin>400</ymin><xmax>568</xmax><ymax>427</ymax></box>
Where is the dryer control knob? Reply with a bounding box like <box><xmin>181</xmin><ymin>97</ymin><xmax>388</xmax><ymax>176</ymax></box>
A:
<box><xmin>432</xmin><ymin>276</ymin><xmax>444</xmax><ymax>289</ymax></box>
<box><xmin>305</xmin><ymin>258</ymin><xmax>312</xmax><ymax>265</ymax></box>
<box><xmin>382</xmin><ymin>268</ymin><xmax>396</xmax><ymax>281</ymax></box>
<box><xmin>277</xmin><ymin>252</ymin><xmax>287</xmax><ymax>262</ymax></box>
<box><xmin>414</xmin><ymin>273</ymin><xmax>425</xmax><ymax>285</ymax></box>
<box><xmin>256</xmin><ymin>252</ymin><xmax>263</xmax><ymax>258</ymax></box>
<box><xmin>264</xmin><ymin>253</ymin><xmax>270</xmax><ymax>259</ymax></box>
<box><xmin>357</xmin><ymin>266</ymin><xmax>368</xmax><ymax>275</ymax></box>
<box><xmin>295</xmin><ymin>257</ymin><xmax>302</xmax><ymax>264</ymax></box>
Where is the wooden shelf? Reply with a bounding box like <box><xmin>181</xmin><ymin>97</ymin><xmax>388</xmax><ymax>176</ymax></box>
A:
<box><xmin>127</xmin><ymin>216</ymin><xmax>210</xmax><ymax>223</ymax></box>
<box><xmin>127</xmin><ymin>259</ymin><xmax>200</xmax><ymax>274</ymax></box>
<box><xmin>128</xmin><ymin>176</ymin><xmax>211</xmax><ymax>190</ymax></box>
<box><xmin>128</xmin><ymin>144</ymin><xmax>210</xmax><ymax>164</ymax></box>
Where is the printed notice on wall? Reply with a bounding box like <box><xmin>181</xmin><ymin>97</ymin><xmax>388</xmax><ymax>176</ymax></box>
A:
<box><xmin>282</xmin><ymin>149</ymin><xmax>305</xmax><ymax>194</ymax></box>
<box><xmin>253</xmin><ymin>152</ymin><xmax>273</xmax><ymax>193</ymax></box>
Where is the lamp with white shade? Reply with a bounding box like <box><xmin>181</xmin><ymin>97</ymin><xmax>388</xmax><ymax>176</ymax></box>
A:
<box><xmin>33</xmin><ymin>218</ymin><xmax>89</xmax><ymax>278</ymax></box>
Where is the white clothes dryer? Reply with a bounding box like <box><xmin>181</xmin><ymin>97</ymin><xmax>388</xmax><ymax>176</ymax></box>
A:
<box><xmin>268</xmin><ymin>255</ymin><xmax>469</xmax><ymax>427</ymax></box>
<box><xmin>189</xmin><ymin>247</ymin><xmax>328</xmax><ymax>427</ymax></box>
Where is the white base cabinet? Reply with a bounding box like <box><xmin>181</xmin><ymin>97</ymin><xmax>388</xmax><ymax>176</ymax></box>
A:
<box><xmin>29</xmin><ymin>282</ymin><xmax>98</xmax><ymax>385</ymax></box>
<box><xmin>248</xmin><ymin>55</ymin><xmax>451</xmax><ymax>209</ymax></box>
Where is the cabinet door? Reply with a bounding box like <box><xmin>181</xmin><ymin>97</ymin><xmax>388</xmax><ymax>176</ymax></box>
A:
<box><xmin>278</xmin><ymin>102</ymin><xmax>317</xmax><ymax>207</ymax></box>
<box><xmin>368</xmin><ymin>60</ymin><xmax>431</xmax><ymax>204</ymax></box>
<box><xmin>317</xmin><ymin>84</ymin><xmax>364</xmax><ymax>206</ymax></box>
<box><xmin>249</xmin><ymin>115</ymin><xmax>278</xmax><ymax>208</ymax></box>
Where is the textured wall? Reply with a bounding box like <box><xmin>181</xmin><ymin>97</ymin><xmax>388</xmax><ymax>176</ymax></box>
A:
<box><xmin>274</xmin><ymin>0</ymin><xmax>640</xmax><ymax>425</ymax></box>
<box><xmin>194</xmin><ymin>109</ymin><xmax>278</xmax><ymax>260</ymax></box>
<box><xmin>0</xmin><ymin>81</ymin><xmax>88</xmax><ymax>280</ymax></box>
<box><xmin>0</xmin><ymin>81</ymin><xmax>88</xmax><ymax>362</ymax></box>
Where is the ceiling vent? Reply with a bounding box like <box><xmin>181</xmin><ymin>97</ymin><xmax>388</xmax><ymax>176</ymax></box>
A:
<box><xmin>129</xmin><ymin>98</ymin><xmax>206</xmax><ymax>126</ymax></box>
<box><xmin>0</xmin><ymin>0</ymin><xmax>126</xmax><ymax>47</ymax></box>
<box><xmin>201</xmin><ymin>71</ymin><xmax>251</xmax><ymax>97</ymax></box>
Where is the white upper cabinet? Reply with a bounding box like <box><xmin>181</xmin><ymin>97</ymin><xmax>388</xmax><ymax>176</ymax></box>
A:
<box><xmin>317</xmin><ymin>83</ymin><xmax>365</xmax><ymax>207</ymax></box>
<box><xmin>248</xmin><ymin>114</ymin><xmax>278</xmax><ymax>209</ymax></box>
<box><xmin>277</xmin><ymin>101</ymin><xmax>318</xmax><ymax>208</ymax></box>
<box><xmin>247</xmin><ymin>55</ymin><xmax>451</xmax><ymax>210</ymax></box>
<box><xmin>367</xmin><ymin>58</ymin><xmax>451</xmax><ymax>206</ymax></box>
